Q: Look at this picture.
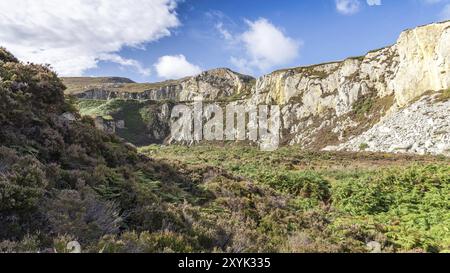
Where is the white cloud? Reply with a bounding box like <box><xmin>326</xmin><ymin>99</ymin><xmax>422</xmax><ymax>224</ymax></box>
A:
<box><xmin>367</xmin><ymin>0</ymin><xmax>382</xmax><ymax>6</ymax></box>
<box><xmin>336</xmin><ymin>0</ymin><xmax>361</xmax><ymax>15</ymax></box>
<box><xmin>100</xmin><ymin>53</ymin><xmax>151</xmax><ymax>77</ymax></box>
<box><xmin>154</xmin><ymin>55</ymin><xmax>202</xmax><ymax>79</ymax></box>
<box><xmin>215</xmin><ymin>22</ymin><xmax>234</xmax><ymax>41</ymax></box>
<box><xmin>0</xmin><ymin>0</ymin><xmax>180</xmax><ymax>76</ymax></box>
<box><xmin>232</xmin><ymin>18</ymin><xmax>300</xmax><ymax>73</ymax></box>
<box><xmin>335</xmin><ymin>0</ymin><xmax>382</xmax><ymax>15</ymax></box>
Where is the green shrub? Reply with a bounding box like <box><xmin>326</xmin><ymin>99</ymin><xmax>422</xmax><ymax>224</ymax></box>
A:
<box><xmin>96</xmin><ymin>231</ymin><xmax>193</xmax><ymax>253</ymax></box>
<box><xmin>0</xmin><ymin>235</ymin><xmax>40</xmax><ymax>253</ymax></box>
<box><xmin>44</xmin><ymin>190</ymin><xmax>122</xmax><ymax>243</ymax></box>
<box><xmin>332</xmin><ymin>165</ymin><xmax>450</xmax><ymax>252</ymax></box>
<box><xmin>0</xmin><ymin>47</ymin><xmax>18</xmax><ymax>63</ymax></box>
<box><xmin>0</xmin><ymin>147</ymin><xmax>48</xmax><ymax>211</ymax></box>
<box><xmin>359</xmin><ymin>143</ymin><xmax>369</xmax><ymax>151</ymax></box>
<box><xmin>332</xmin><ymin>175</ymin><xmax>390</xmax><ymax>215</ymax></box>
<box><xmin>259</xmin><ymin>171</ymin><xmax>331</xmax><ymax>202</ymax></box>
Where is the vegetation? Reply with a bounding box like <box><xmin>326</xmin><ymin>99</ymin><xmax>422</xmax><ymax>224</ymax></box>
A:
<box><xmin>359</xmin><ymin>143</ymin><xmax>369</xmax><ymax>151</ymax></box>
<box><xmin>1</xmin><ymin>48</ymin><xmax>449</xmax><ymax>253</ymax></box>
<box><xmin>436</xmin><ymin>88</ymin><xmax>450</xmax><ymax>102</ymax></box>
<box><xmin>76</xmin><ymin>99</ymin><xmax>171</xmax><ymax>145</ymax></box>
<box><xmin>140</xmin><ymin>144</ymin><xmax>450</xmax><ymax>253</ymax></box>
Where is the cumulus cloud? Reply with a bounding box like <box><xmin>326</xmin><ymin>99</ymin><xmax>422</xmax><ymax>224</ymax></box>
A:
<box><xmin>100</xmin><ymin>53</ymin><xmax>151</xmax><ymax>76</ymax></box>
<box><xmin>154</xmin><ymin>55</ymin><xmax>202</xmax><ymax>79</ymax></box>
<box><xmin>231</xmin><ymin>18</ymin><xmax>300</xmax><ymax>73</ymax></box>
<box><xmin>0</xmin><ymin>0</ymin><xmax>180</xmax><ymax>76</ymax></box>
<box><xmin>335</xmin><ymin>0</ymin><xmax>361</xmax><ymax>15</ymax></box>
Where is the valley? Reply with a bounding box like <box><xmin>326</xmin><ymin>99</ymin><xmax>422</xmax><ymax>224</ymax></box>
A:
<box><xmin>0</xmin><ymin>20</ymin><xmax>449</xmax><ymax>253</ymax></box>
<box><xmin>64</xmin><ymin>21</ymin><xmax>450</xmax><ymax>156</ymax></box>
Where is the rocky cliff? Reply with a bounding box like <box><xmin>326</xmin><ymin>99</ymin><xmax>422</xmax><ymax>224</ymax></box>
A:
<box><xmin>248</xmin><ymin>20</ymin><xmax>449</xmax><ymax>154</ymax></box>
<box><xmin>64</xmin><ymin>68</ymin><xmax>255</xmax><ymax>102</ymax></box>
<box><xmin>68</xmin><ymin>21</ymin><xmax>450</xmax><ymax>155</ymax></box>
<box><xmin>254</xmin><ymin>21</ymin><xmax>449</xmax><ymax>108</ymax></box>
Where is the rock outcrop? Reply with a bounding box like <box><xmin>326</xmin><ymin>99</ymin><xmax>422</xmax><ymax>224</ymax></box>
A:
<box><xmin>65</xmin><ymin>68</ymin><xmax>255</xmax><ymax>102</ymax></box>
<box><xmin>68</xmin><ymin>21</ymin><xmax>450</xmax><ymax>155</ymax></box>
<box><xmin>252</xmin><ymin>21</ymin><xmax>449</xmax><ymax>108</ymax></box>
<box><xmin>247</xmin><ymin>21</ymin><xmax>449</xmax><ymax>153</ymax></box>
<box><xmin>333</xmin><ymin>92</ymin><xmax>450</xmax><ymax>156</ymax></box>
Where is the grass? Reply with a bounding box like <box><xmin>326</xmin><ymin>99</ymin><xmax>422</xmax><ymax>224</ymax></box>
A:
<box><xmin>139</xmin><ymin>144</ymin><xmax>448</xmax><ymax>180</ymax></box>
<box><xmin>138</xmin><ymin>144</ymin><xmax>450</xmax><ymax>252</ymax></box>
<box><xmin>435</xmin><ymin>88</ymin><xmax>450</xmax><ymax>102</ymax></box>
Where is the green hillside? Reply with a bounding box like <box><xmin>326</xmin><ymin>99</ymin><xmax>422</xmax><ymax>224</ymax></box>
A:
<box><xmin>1</xmin><ymin>48</ymin><xmax>449</xmax><ymax>253</ymax></box>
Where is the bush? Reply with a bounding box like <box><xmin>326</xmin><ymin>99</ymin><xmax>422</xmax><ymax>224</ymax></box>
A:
<box><xmin>332</xmin><ymin>165</ymin><xmax>450</xmax><ymax>252</ymax></box>
<box><xmin>0</xmin><ymin>47</ymin><xmax>18</xmax><ymax>63</ymax></box>
<box><xmin>260</xmin><ymin>171</ymin><xmax>331</xmax><ymax>202</ymax></box>
<box><xmin>44</xmin><ymin>190</ymin><xmax>122</xmax><ymax>244</ymax></box>
<box><xmin>332</xmin><ymin>175</ymin><xmax>390</xmax><ymax>215</ymax></box>
<box><xmin>0</xmin><ymin>147</ymin><xmax>48</xmax><ymax>211</ymax></box>
<box><xmin>96</xmin><ymin>231</ymin><xmax>193</xmax><ymax>253</ymax></box>
<box><xmin>0</xmin><ymin>235</ymin><xmax>40</xmax><ymax>253</ymax></box>
<box><xmin>359</xmin><ymin>143</ymin><xmax>369</xmax><ymax>151</ymax></box>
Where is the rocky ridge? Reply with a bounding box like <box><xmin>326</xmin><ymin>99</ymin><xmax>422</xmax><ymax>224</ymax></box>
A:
<box><xmin>67</xmin><ymin>21</ymin><xmax>450</xmax><ymax>155</ymax></box>
<box><xmin>64</xmin><ymin>68</ymin><xmax>255</xmax><ymax>101</ymax></box>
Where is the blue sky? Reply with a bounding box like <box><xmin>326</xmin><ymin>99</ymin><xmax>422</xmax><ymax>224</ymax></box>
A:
<box><xmin>1</xmin><ymin>0</ymin><xmax>449</xmax><ymax>82</ymax></box>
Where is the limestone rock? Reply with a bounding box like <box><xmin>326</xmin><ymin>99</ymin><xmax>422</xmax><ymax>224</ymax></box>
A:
<box><xmin>70</xmin><ymin>68</ymin><xmax>254</xmax><ymax>102</ymax></box>
<box><xmin>335</xmin><ymin>94</ymin><xmax>450</xmax><ymax>156</ymax></box>
<box><xmin>68</xmin><ymin>21</ymin><xmax>450</xmax><ymax>156</ymax></box>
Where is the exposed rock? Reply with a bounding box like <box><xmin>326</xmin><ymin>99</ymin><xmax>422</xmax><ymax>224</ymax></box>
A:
<box><xmin>68</xmin><ymin>21</ymin><xmax>450</xmax><ymax>156</ymax></box>
<box><xmin>333</xmin><ymin>94</ymin><xmax>450</xmax><ymax>156</ymax></box>
<box><xmin>66</xmin><ymin>68</ymin><xmax>255</xmax><ymax>102</ymax></box>
<box><xmin>366</xmin><ymin>241</ymin><xmax>382</xmax><ymax>253</ymax></box>
<box><xmin>59</xmin><ymin>112</ymin><xmax>76</xmax><ymax>122</ymax></box>
<box><xmin>94</xmin><ymin>116</ymin><xmax>116</xmax><ymax>134</ymax></box>
<box><xmin>391</xmin><ymin>22</ymin><xmax>450</xmax><ymax>106</ymax></box>
<box><xmin>251</xmin><ymin>21</ymin><xmax>449</xmax><ymax>109</ymax></box>
<box><xmin>246</xmin><ymin>21</ymin><xmax>449</xmax><ymax>151</ymax></box>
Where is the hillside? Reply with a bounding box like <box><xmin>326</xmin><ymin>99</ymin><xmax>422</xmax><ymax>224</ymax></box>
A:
<box><xmin>1</xmin><ymin>47</ymin><xmax>450</xmax><ymax>253</ymax></box>
<box><xmin>68</xmin><ymin>21</ymin><xmax>450</xmax><ymax>156</ymax></box>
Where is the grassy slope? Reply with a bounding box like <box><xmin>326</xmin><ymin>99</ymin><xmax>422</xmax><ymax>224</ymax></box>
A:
<box><xmin>62</xmin><ymin>77</ymin><xmax>183</xmax><ymax>95</ymax></box>
<box><xmin>2</xmin><ymin>47</ymin><xmax>449</xmax><ymax>253</ymax></box>
<box><xmin>140</xmin><ymin>144</ymin><xmax>450</xmax><ymax>253</ymax></box>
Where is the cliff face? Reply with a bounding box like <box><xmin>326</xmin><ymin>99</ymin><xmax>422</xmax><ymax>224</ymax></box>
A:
<box><xmin>246</xmin><ymin>21</ymin><xmax>449</xmax><ymax>153</ymax></box>
<box><xmin>252</xmin><ymin>21</ymin><xmax>449</xmax><ymax>109</ymax></box>
<box><xmin>66</xmin><ymin>68</ymin><xmax>255</xmax><ymax>102</ymax></box>
<box><xmin>70</xmin><ymin>21</ymin><xmax>450</xmax><ymax>155</ymax></box>
<box><xmin>392</xmin><ymin>22</ymin><xmax>449</xmax><ymax>106</ymax></box>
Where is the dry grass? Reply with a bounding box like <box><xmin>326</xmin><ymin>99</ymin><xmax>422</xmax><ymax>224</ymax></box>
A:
<box><xmin>435</xmin><ymin>88</ymin><xmax>450</xmax><ymax>102</ymax></box>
